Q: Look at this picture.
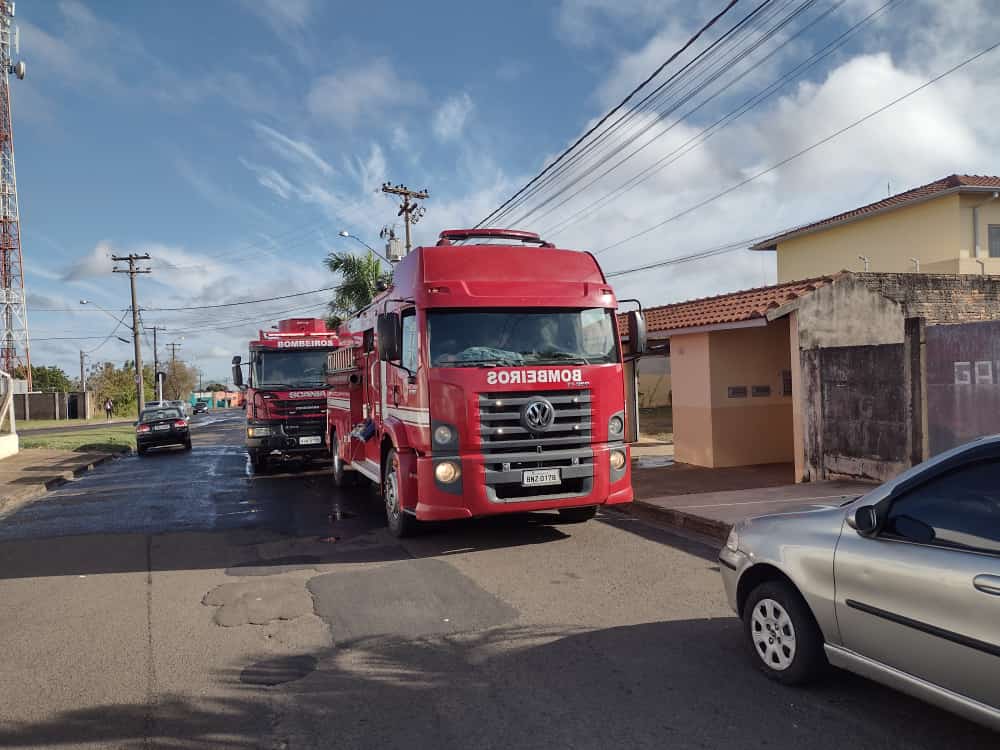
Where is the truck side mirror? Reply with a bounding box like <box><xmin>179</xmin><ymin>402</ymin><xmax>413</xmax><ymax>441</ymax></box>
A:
<box><xmin>377</xmin><ymin>313</ymin><xmax>402</xmax><ymax>361</ymax></box>
<box><xmin>627</xmin><ymin>310</ymin><xmax>647</xmax><ymax>356</ymax></box>
<box><xmin>231</xmin><ymin>355</ymin><xmax>243</xmax><ymax>388</ymax></box>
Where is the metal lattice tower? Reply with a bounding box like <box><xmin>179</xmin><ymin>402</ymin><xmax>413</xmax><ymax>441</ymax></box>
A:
<box><xmin>0</xmin><ymin>1</ymin><xmax>28</xmax><ymax>387</ymax></box>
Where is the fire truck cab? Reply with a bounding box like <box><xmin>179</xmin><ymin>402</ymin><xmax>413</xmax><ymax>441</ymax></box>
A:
<box><xmin>326</xmin><ymin>229</ymin><xmax>646</xmax><ymax>536</ymax></box>
<box><xmin>233</xmin><ymin>318</ymin><xmax>339</xmax><ymax>473</ymax></box>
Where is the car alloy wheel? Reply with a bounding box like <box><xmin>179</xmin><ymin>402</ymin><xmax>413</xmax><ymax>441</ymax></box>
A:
<box><xmin>750</xmin><ymin>598</ymin><xmax>796</xmax><ymax>670</ymax></box>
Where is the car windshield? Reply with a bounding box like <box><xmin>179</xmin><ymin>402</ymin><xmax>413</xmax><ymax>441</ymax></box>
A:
<box><xmin>427</xmin><ymin>308</ymin><xmax>619</xmax><ymax>367</ymax></box>
<box><xmin>141</xmin><ymin>408</ymin><xmax>181</xmax><ymax>422</ymax></box>
<box><xmin>253</xmin><ymin>349</ymin><xmax>330</xmax><ymax>388</ymax></box>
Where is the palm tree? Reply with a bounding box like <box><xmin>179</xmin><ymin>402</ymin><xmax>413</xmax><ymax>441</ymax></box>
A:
<box><xmin>324</xmin><ymin>250</ymin><xmax>392</xmax><ymax>323</ymax></box>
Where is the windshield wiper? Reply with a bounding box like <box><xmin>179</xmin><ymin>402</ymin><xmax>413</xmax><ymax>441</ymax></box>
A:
<box><xmin>444</xmin><ymin>359</ymin><xmax>521</xmax><ymax>368</ymax></box>
<box><xmin>521</xmin><ymin>352</ymin><xmax>592</xmax><ymax>365</ymax></box>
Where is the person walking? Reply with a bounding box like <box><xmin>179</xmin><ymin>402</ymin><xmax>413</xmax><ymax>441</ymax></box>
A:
<box><xmin>104</xmin><ymin>397</ymin><xmax>114</xmax><ymax>422</ymax></box>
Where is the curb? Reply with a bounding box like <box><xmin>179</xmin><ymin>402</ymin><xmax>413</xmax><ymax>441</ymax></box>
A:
<box><xmin>628</xmin><ymin>498</ymin><xmax>731</xmax><ymax>544</ymax></box>
<box><xmin>0</xmin><ymin>448</ymin><xmax>131</xmax><ymax>515</ymax></box>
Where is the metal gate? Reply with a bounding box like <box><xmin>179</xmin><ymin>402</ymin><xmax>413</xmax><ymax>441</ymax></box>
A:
<box><xmin>926</xmin><ymin>320</ymin><xmax>1000</xmax><ymax>455</ymax></box>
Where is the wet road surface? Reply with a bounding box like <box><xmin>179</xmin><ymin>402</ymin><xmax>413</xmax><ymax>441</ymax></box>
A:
<box><xmin>0</xmin><ymin>409</ymin><xmax>995</xmax><ymax>748</ymax></box>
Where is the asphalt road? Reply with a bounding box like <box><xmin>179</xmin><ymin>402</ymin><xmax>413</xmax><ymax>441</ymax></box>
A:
<box><xmin>0</xmin><ymin>409</ymin><xmax>994</xmax><ymax>749</ymax></box>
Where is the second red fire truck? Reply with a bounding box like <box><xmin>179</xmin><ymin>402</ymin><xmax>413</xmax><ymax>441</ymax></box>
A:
<box><xmin>233</xmin><ymin>318</ymin><xmax>339</xmax><ymax>472</ymax></box>
<box><xmin>324</xmin><ymin>228</ymin><xmax>646</xmax><ymax>536</ymax></box>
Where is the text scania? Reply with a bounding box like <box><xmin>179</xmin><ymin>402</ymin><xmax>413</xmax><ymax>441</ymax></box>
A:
<box><xmin>277</xmin><ymin>339</ymin><xmax>335</xmax><ymax>348</ymax></box>
<box><xmin>486</xmin><ymin>368</ymin><xmax>584</xmax><ymax>386</ymax></box>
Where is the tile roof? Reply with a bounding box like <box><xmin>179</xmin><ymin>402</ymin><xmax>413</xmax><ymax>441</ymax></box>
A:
<box><xmin>626</xmin><ymin>275</ymin><xmax>840</xmax><ymax>335</ymax></box>
<box><xmin>751</xmin><ymin>174</ymin><xmax>1000</xmax><ymax>250</ymax></box>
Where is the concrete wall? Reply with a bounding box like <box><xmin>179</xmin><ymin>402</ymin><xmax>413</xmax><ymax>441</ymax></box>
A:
<box><xmin>708</xmin><ymin>321</ymin><xmax>793</xmax><ymax>467</ymax></box>
<box><xmin>14</xmin><ymin>392</ymin><xmax>61</xmax><ymax>421</ymax></box>
<box><xmin>672</xmin><ymin>323</ymin><xmax>793</xmax><ymax>468</ymax></box>
<box><xmin>958</xmin><ymin>193</ymin><xmax>1000</xmax><ymax>264</ymax></box>
<box><xmin>776</xmin><ymin>194</ymin><xmax>961</xmax><ymax>282</ymax></box>
<box><xmin>858</xmin><ymin>272</ymin><xmax>1000</xmax><ymax>324</ymax></box>
<box><xmin>671</xmin><ymin>333</ymin><xmax>713</xmax><ymax>466</ymax></box>
<box><xmin>636</xmin><ymin>354</ymin><xmax>671</xmax><ymax>407</ymax></box>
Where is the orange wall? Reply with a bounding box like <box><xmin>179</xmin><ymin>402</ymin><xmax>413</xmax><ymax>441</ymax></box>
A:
<box><xmin>671</xmin><ymin>322</ymin><xmax>794</xmax><ymax>468</ymax></box>
<box><xmin>671</xmin><ymin>333</ymin><xmax>713</xmax><ymax>466</ymax></box>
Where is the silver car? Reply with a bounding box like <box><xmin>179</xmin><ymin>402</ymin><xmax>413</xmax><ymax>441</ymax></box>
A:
<box><xmin>719</xmin><ymin>436</ymin><xmax>1000</xmax><ymax>731</ymax></box>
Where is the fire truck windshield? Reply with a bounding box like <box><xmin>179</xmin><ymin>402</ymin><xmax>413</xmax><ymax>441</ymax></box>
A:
<box><xmin>253</xmin><ymin>349</ymin><xmax>329</xmax><ymax>388</ymax></box>
<box><xmin>428</xmin><ymin>308</ymin><xmax>619</xmax><ymax>367</ymax></box>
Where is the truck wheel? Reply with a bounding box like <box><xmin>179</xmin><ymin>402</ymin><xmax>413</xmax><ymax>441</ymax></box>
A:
<box><xmin>557</xmin><ymin>506</ymin><xmax>597</xmax><ymax>523</ymax></box>
<box><xmin>384</xmin><ymin>449</ymin><xmax>417</xmax><ymax>538</ymax></box>
<box><xmin>332</xmin><ymin>444</ymin><xmax>355</xmax><ymax>488</ymax></box>
<box><xmin>250</xmin><ymin>452</ymin><xmax>268</xmax><ymax>474</ymax></box>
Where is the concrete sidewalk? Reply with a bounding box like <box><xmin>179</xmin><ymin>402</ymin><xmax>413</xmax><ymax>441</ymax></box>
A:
<box><xmin>0</xmin><ymin>447</ymin><xmax>129</xmax><ymax>517</ymax></box>
<box><xmin>631</xmin><ymin>479</ymin><xmax>875</xmax><ymax>543</ymax></box>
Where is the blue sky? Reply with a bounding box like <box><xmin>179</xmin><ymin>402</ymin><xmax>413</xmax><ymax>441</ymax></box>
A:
<box><xmin>14</xmin><ymin>0</ymin><xmax>1000</xmax><ymax>381</ymax></box>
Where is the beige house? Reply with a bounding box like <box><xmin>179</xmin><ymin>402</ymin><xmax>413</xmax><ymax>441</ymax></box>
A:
<box><xmin>752</xmin><ymin>174</ymin><xmax>1000</xmax><ymax>281</ymax></box>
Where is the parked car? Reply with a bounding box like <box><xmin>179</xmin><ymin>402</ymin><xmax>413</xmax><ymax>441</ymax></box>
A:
<box><xmin>135</xmin><ymin>407</ymin><xmax>191</xmax><ymax>455</ymax></box>
<box><xmin>193</xmin><ymin>401</ymin><xmax>208</xmax><ymax>414</ymax></box>
<box><xmin>719</xmin><ymin>436</ymin><xmax>1000</xmax><ymax>731</ymax></box>
<box><xmin>143</xmin><ymin>400</ymin><xmax>170</xmax><ymax>410</ymax></box>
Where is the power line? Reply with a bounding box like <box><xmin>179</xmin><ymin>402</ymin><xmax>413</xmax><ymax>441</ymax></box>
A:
<box><xmin>542</xmin><ymin>0</ymin><xmax>897</xmax><ymax>238</ymax></box>
<box><xmin>476</xmin><ymin>0</ymin><xmax>746</xmax><ymax>228</ymax></box>
<box><xmin>142</xmin><ymin>285</ymin><xmax>339</xmax><ymax>312</ymax></box>
<box><xmin>595</xmin><ymin>36</ymin><xmax>1000</xmax><ymax>255</ymax></box>
<box><xmin>494</xmin><ymin>0</ymin><xmax>793</xmax><ymax>228</ymax></box>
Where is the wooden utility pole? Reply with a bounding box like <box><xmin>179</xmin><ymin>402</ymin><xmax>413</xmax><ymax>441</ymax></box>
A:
<box><xmin>112</xmin><ymin>253</ymin><xmax>151</xmax><ymax>418</ymax></box>
<box><xmin>79</xmin><ymin>351</ymin><xmax>86</xmax><ymax>392</ymax></box>
<box><xmin>381</xmin><ymin>183</ymin><xmax>429</xmax><ymax>252</ymax></box>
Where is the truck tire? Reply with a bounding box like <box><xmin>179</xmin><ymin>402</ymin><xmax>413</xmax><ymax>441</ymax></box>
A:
<box><xmin>332</xmin><ymin>441</ymin><xmax>355</xmax><ymax>488</ymax></box>
<box><xmin>557</xmin><ymin>506</ymin><xmax>597</xmax><ymax>523</ymax></box>
<box><xmin>384</xmin><ymin>448</ymin><xmax>418</xmax><ymax>538</ymax></box>
<box><xmin>250</xmin><ymin>451</ymin><xmax>268</xmax><ymax>474</ymax></box>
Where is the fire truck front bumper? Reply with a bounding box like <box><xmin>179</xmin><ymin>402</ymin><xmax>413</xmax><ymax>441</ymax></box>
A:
<box><xmin>411</xmin><ymin>443</ymin><xmax>633</xmax><ymax>521</ymax></box>
<box><xmin>246</xmin><ymin>423</ymin><xmax>327</xmax><ymax>455</ymax></box>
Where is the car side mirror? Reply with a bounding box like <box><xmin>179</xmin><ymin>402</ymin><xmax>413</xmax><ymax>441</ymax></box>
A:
<box><xmin>849</xmin><ymin>505</ymin><xmax>879</xmax><ymax>536</ymax></box>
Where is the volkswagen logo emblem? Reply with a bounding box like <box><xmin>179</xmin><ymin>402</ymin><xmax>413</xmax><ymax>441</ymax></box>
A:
<box><xmin>521</xmin><ymin>398</ymin><xmax>555</xmax><ymax>432</ymax></box>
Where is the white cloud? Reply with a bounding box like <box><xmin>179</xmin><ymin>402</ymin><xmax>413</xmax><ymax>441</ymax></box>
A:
<box><xmin>433</xmin><ymin>93</ymin><xmax>475</xmax><ymax>142</ymax></box>
<box><xmin>306</xmin><ymin>59</ymin><xmax>423</xmax><ymax>128</ymax></box>
<box><xmin>252</xmin><ymin>122</ymin><xmax>333</xmax><ymax>175</ymax></box>
<box><xmin>62</xmin><ymin>241</ymin><xmax>116</xmax><ymax>281</ymax></box>
<box><xmin>240</xmin><ymin>158</ymin><xmax>294</xmax><ymax>200</ymax></box>
<box><xmin>174</xmin><ymin>157</ymin><xmax>274</xmax><ymax>224</ymax></box>
<box><xmin>240</xmin><ymin>0</ymin><xmax>315</xmax><ymax>33</ymax></box>
<box><xmin>556</xmin><ymin>0</ymin><xmax>679</xmax><ymax>48</ymax></box>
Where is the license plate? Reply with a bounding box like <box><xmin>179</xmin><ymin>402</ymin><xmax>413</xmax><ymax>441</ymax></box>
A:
<box><xmin>153</xmin><ymin>424</ymin><xmax>170</xmax><ymax>431</ymax></box>
<box><xmin>299</xmin><ymin>435</ymin><xmax>322</xmax><ymax>446</ymax></box>
<box><xmin>522</xmin><ymin>468</ymin><xmax>561</xmax><ymax>487</ymax></box>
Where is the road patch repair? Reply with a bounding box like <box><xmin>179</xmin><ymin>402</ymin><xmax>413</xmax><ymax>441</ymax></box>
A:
<box><xmin>0</xmin><ymin>447</ymin><xmax>130</xmax><ymax>517</ymax></box>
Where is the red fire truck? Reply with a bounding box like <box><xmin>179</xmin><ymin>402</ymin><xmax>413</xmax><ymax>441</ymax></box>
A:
<box><xmin>232</xmin><ymin>318</ymin><xmax>340</xmax><ymax>472</ymax></box>
<box><xmin>325</xmin><ymin>229</ymin><xmax>647</xmax><ymax>536</ymax></box>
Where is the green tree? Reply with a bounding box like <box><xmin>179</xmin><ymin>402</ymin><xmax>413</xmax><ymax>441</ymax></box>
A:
<box><xmin>203</xmin><ymin>382</ymin><xmax>226</xmax><ymax>392</ymax></box>
<box><xmin>16</xmin><ymin>365</ymin><xmax>73</xmax><ymax>392</ymax></box>
<box><xmin>87</xmin><ymin>361</ymin><xmax>157</xmax><ymax>416</ymax></box>
<box><xmin>324</xmin><ymin>250</ymin><xmax>392</xmax><ymax>321</ymax></box>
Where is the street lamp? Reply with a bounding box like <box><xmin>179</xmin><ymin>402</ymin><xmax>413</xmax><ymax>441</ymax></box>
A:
<box><xmin>338</xmin><ymin>229</ymin><xmax>394</xmax><ymax>265</ymax></box>
<box><xmin>80</xmin><ymin>299</ymin><xmax>129</xmax><ymax>328</ymax></box>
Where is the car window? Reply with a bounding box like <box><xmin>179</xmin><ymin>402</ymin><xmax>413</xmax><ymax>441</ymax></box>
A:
<box><xmin>141</xmin><ymin>408</ymin><xmax>182</xmax><ymax>422</ymax></box>
<box><xmin>884</xmin><ymin>459</ymin><xmax>1000</xmax><ymax>555</ymax></box>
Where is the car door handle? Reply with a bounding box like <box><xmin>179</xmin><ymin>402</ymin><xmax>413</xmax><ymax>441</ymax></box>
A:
<box><xmin>973</xmin><ymin>575</ymin><xmax>1000</xmax><ymax>596</ymax></box>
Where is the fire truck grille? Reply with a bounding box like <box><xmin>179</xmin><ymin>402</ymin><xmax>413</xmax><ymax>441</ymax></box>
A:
<box><xmin>478</xmin><ymin>390</ymin><xmax>594</xmax><ymax>501</ymax></box>
<box><xmin>478</xmin><ymin>390</ymin><xmax>592</xmax><ymax>453</ymax></box>
<box><xmin>282</xmin><ymin>419</ymin><xmax>326</xmax><ymax>436</ymax></box>
<box><xmin>269</xmin><ymin>398</ymin><xmax>327</xmax><ymax>418</ymax></box>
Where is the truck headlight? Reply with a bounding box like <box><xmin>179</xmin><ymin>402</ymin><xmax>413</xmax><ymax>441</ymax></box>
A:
<box><xmin>725</xmin><ymin>527</ymin><xmax>740</xmax><ymax>553</ymax></box>
<box><xmin>610</xmin><ymin>450</ymin><xmax>626</xmax><ymax>471</ymax></box>
<box><xmin>434</xmin><ymin>461</ymin><xmax>461</xmax><ymax>484</ymax></box>
<box><xmin>248</xmin><ymin>426</ymin><xmax>271</xmax><ymax>437</ymax></box>
<box><xmin>609</xmin><ymin>415</ymin><xmax>624</xmax><ymax>435</ymax></box>
<box><xmin>433</xmin><ymin>424</ymin><xmax>454</xmax><ymax>445</ymax></box>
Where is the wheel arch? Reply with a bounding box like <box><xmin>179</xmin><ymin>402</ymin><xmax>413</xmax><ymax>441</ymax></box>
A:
<box><xmin>737</xmin><ymin>564</ymin><xmax>803</xmax><ymax>618</ymax></box>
